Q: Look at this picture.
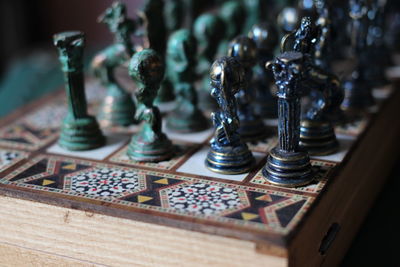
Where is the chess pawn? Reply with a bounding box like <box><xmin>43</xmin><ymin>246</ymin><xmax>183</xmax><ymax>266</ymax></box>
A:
<box><xmin>165</xmin><ymin>29</ymin><xmax>209</xmax><ymax>133</ymax></box>
<box><xmin>228</xmin><ymin>36</ymin><xmax>269</xmax><ymax>142</ymax></box>
<box><xmin>193</xmin><ymin>14</ymin><xmax>225</xmax><ymax>111</ymax></box>
<box><xmin>138</xmin><ymin>0</ymin><xmax>174</xmax><ymax>103</ymax></box>
<box><xmin>54</xmin><ymin>31</ymin><xmax>106</xmax><ymax>151</ymax></box>
<box><xmin>127</xmin><ymin>49</ymin><xmax>174</xmax><ymax>162</ymax></box>
<box><xmin>205</xmin><ymin>57</ymin><xmax>255</xmax><ymax>174</ymax></box>
<box><xmin>262</xmin><ymin>52</ymin><xmax>313</xmax><ymax>187</ymax></box>
<box><xmin>93</xmin><ymin>2</ymin><xmax>136</xmax><ymax>127</ymax></box>
<box><xmin>248</xmin><ymin>23</ymin><xmax>279</xmax><ymax>118</ymax></box>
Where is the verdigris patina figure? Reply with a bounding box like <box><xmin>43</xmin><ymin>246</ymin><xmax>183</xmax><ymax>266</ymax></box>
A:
<box><xmin>227</xmin><ymin>36</ymin><xmax>269</xmax><ymax>142</ymax></box>
<box><xmin>248</xmin><ymin>22</ymin><xmax>279</xmax><ymax>118</ymax></box>
<box><xmin>193</xmin><ymin>14</ymin><xmax>225</xmax><ymax>110</ymax></box>
<box><xmin>138</xmin><ymin>0</ymin><xmax>174</xmax><ymax>103</ymax></box>
<box><xmin>205</xmin><ymin>57</ymin><xmax>255</xmax><ymax>175</ymax></box>
<box><xmin>127</xmin><ymin>49</ymin><xmax>174</xmax><ymax>162</ymax></box>
<box><xmin>92</xmin><ymin>2</ymin><xmax>136</xmax><ymax>127</ymax></box>
<box><xmin>262</xmin><ymin>52</ymin><xmax>313</xmax><ymax>187</ymax></box>
<box><xmin>54</xmin><ymin>31</ymin><xmax>106</xmax><ymax>151</ymax></box>
<box><xmin>166</xmin><ymin>29</ymin><xmax>208</xmax><ymax>133</ymax></box>
<box><xmin>164</xmin><ymin>0</ymin><xmax>184</xmax><ymax>33</ymax></box>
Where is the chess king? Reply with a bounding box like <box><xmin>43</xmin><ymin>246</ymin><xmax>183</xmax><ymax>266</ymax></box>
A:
<box><xmin>127</xmin><ymin>49</ymin><xmax>174</xmax><ymax>162</ymax></box>
<box><xmin>54</xmin><ymin>31</ymin><xmax>106</xmax><ymax>151</ymax></box>
<box><xmin>263</xmin><ymin>52</ymin><xmax>313</xmax><ymax>187</ymax></box>
<box><xmin>92</xmin><ymin>2</ymin><xmax>136</xmax><ymax>127</ymax></box>
<box><xmin>165</xmin><ymin>29</ymin><xmax>209</xmax><ymax>133</ymax></box>
<box><xmin>205</xmin><ymin>57</ymin><xmax>255</xmax><ymax>174</ymax></box>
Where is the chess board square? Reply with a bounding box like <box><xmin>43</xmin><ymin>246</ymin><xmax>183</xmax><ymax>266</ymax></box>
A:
<box><xmin>0</xmin><ymin>149</ymin><xmax>29</xmax><ymax>173</ymax></box>
<box><xmin>311</xmin><ymin>135</ymin><xmax>355</xmax><ymax>162</ymax></box>
<box><xmin>47</xmin><ymin>134</ymin><xmax>129</xmax><ymax>160</ymax></box>
<box><xmin>176</xmin><ymin>146</ymin><xmax>267</xmax><ymax>182</ymax></box>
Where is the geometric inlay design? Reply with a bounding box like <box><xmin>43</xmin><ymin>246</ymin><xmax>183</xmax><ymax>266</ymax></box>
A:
<box><xmin>160</xmin><ymin>182</ymin><xmax>249</xmax><ymax>216</ymax></box>
<box><xmin>64</xmin><ymin>167</ymin><xmax>146</xmax><ymax>198</ymax></box>
<box><xmin>0</xmin><ymin>149</ymin><xmax>28</xmax><ymax>173</ymax></box>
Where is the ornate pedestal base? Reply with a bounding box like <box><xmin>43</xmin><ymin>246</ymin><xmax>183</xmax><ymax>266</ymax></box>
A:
<box><xmin>155</xmin><ymin>79</ymin><xmax>175</xmax><ymax>103</ymax></box>
<box><xmin>166</xmin><ymin>110</ymin><xmax>209</xmax><ymax>133</ymax></box>
<box><xmin>299</xmin><ymin>120</ymin><xmax>339</xmax><ymax>156</ymax></box>
<box><xmin>262</xmin><ymin>147</ymin><xmax>313</xmax><ymax>188</ymax></box>
<box><xmin>98</xmin><ymin>91</ymin><xmax>135</xmax><ymax>127</ymax></box>
<box><xmin>59</xmin><ymin>116</ymin><xmax>106</xmax><ymax>151</ymax></box>
<box><xmin>205</xmin><ymin>144</ymin><xmax>255</xmax><ymax>175</ymax></box>
<box><xmin>127</xmin><ymin>134</ymin><xmax>174</xmax><ymax>162</ymax></box>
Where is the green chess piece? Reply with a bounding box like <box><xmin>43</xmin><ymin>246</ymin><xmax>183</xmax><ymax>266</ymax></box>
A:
<box><xmin>127</xmin><ymin>49</ymin><xmax>174</xmax><ymax>162</ymax></box>
<box><xmin>54</xmin><ymin>31</ymin><xmax>106</xmax><ymax>151</ymax></box>
<box><xmin>138</xmin><ymin>0</ymin><xmax>174</xmax><ymax>103</ymax></box>
<box><xmin>93</xmin><ymin>2</ymin><xmax>136</xmax><ymax>127</ymax></box>
<box><xmin>217</xmin><ymin>0</ymin><xmax>246</xmax><ymax>57</ymax></box>
<box><xmin>165</xmin><ymin>29</ymin><xmax>209</xmax><ymax>133</ymax></box>
<box><xmin>193</xmin><ymin>14</ymin><xmax>225</xmax><ymax>111</ymax></box>
<box><xmin>243</xmin><ymin>0</ymin><xmax>268</xmax><ymax>33</ymax></box>
<box><xmin>164</xmin><ymin>0</ymin><xmax>184</xmax><ymax>33</ymax></box>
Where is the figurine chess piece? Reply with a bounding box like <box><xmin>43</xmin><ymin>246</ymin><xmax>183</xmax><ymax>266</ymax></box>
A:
<box><xmin>54</xmin><ymin>31</ymin><xmax>106</xmax><ymax>151</ymax></box>
<box><xmin>217</xmin><ymin>1</ymin><xmax>246</xmax><ymax>57</ymax></box>
<box><xmin>227</xmin><ymin>36</ymin><xmax>270</xmax><ymax>142</ymax></box>
<box><xmin>243</xmin><ymin>0</ymin><xmax>268</xmax><ymax>33</ymax></box>
<box><xmin>277</xmin><ymin>7</ymin><xmax>300</xmax><ymax>34</ymax></box>
<box><xmin>138</xmin><ymin>0</ymin><xmax>174</xmax><ymax>103</ymax></box>
<box><xmin>342</xmin><ymin>0</ymin><xmax>375</xmax><ymax>111</ymax></box>
<box><xmin>127</xmin><ymin>49</ymin><xmax>174</xmax><ymax>162</ymax></box>
<box><xmin>165</xmin><ymin>29</ymin><xmax>209</xmax><ymax>132</ymax></box>
<box><xmin>283</xmin><ymin>17</ymin><xmax>342</xmax><ymax>154</ymax></box>
<box><xmin>164</xmin><ymin>0</ymin><xmax>184</xmax><ymax>33</ymax></box>
<box><xmin>248</xmin><ymin>23</ymin><xmax>279</xmax><ymax>118</ymax></box>
<box><xmin>205</xmin><ymin>57</ymin><xmax>255</xmax><ymax>174</ymax></box>
<box><xmin>92</xmin><ymin>2</ymin><xmax>136</xmax><ymax>127</ymax></box>
<box><xmin>313</xmin><ymin>0</ymin><xmax>333</xmax><ymax>70</ymax></box>
<box><xmin>193</xmin><ymin>14</ymin><xmax>225</xmax><ymax>111</ymax></box>
<box><xmin>262</xmin><ymin>52</ymin><xmax>313</xmax><ymax>187</ymax></box>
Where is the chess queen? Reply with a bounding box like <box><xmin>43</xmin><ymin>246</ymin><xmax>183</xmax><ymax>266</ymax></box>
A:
<box><xmin>205</xmin><ymin>57</ymin><xmax>255</xmax><ymax>174</ymax></box>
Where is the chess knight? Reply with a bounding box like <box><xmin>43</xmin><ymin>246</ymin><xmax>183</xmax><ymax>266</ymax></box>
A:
<box><xmin>205</xmin><ymin>57</ymin><xmax>255</xmax><ymax>175</ymax></box>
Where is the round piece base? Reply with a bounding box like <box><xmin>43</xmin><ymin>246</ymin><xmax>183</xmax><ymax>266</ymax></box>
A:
<box><xmin>262</xmin><ymin>147</ymin><xmax>313</xmax><ymax>188</ymax></box>
<box><xmin>98</xmin><ymin>95</ymin><xmax>136</xmax><ymax>127</ymax></box>
<box><xmin>238</xmin><ymin>118</ymin><xmax>270</xmax><ymax>142</ymax></box>
<box><xmin>205</xmin><ymin>145</ymin><xmax>255</xmax><ymax>175</ymax></box>
<box><xmin>127</xmin><ymin>135</ymin><xmax>175</xmax><ymax>163</ymax></box>
<box><xmin>299</xmin><ymin>120</ymin><xmax>339</xmax><ymax>156</ymax></box>
<box><xmin>166</xmin><ymin>111</ymin><xmax>209</xmax><ymax>133</ymax></box>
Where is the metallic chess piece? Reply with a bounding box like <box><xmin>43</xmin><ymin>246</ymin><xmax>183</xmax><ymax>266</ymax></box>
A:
<box><xmin>282</xmin><ymin>17</ymin><xmax>343</xmax><ymax>154</ymax></box>
<box><xmin>262</xmin><ymin>52</ymin><xmax>313</xmax><ymax>187</ymax></box>
<box><xmin>277</xmin><ymin>7</ymin><xmax>300</xmax><ymax>34</ymax></box>
<box><xmin>138</xmin><ymin>0</ymin><xmax>174</xmax><ymax>103</ymax></box>
<box><xmin>193</xmin><ymin>14</ymin><xmax>225</xmax><ymax>111</ymax></box>
<box><xmin>165</xmin><ymin>29</ymin><xmax>209</xmax><ymax>133</ymax></box>
<box><xmin>54</xmin><ymin>31</ymin><xmax>106</xmax><ymax>151</ymax></box>
<box><xmin>92</xmin><ymin>2</ymin><xmax>136</xmax><ymax>127</ymax></box>
<box><xmin>248</xmin><ymin>22</ymin><xmax>279</xmax><ymax>118</ymax></box>
<box><xmin>127</xmin><ymin>49</ymin><xmax>174</xmax><ymax>162</ymax></box>
<box><xmin>228</xmin><ymin>36</ymin><xmax>270</xmax><ymax>142</ymax></box>
<box><xmin>205</xmin><ymin>57</ymin><xmax>255</xmax><ymax>174</ymax></box>
<box><xmin>342</xmin><ymin>0</ymin><xmax>375</xmax><ymax>111</ymax></box>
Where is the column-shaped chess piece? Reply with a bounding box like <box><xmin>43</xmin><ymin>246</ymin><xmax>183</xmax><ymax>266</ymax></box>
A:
<box><xmin>127</xmin><ymin>49</ymin><xmax>174</xmax><ymax>162</ymax></box>
<box><xmin>248</xmin><ymin>23</ymin><xmax>279</xmax><ymax>118</ymax></box>
<box><xmin>205</xmin><ymin>57</ymin><xmax>255</xmax><ymax>174</ymax></box>
<box><xmin>54</xmin><ymin>31</ymin><xmax>106</xmax><ymax>151</ymax></box>
<box><xmin>228</xmin><ymin>36</ymin><xmax>269</xmax><ymax>142</ymax></box>
<box><xmin>342</xmin><ymin>0</ymin><xmax>375</xmax><ymax>110</ymax></box>
<box><xmin>193</xmin><ymin>14</ymin><xmax>225</xmax><ymax>111</ymax></box>
<box><xmin>165</xmin><ymin>29</ymin><xmax>209</xmax><ymax>132</ymax></box>
<box><xmin>262</xmin><ymin>52</ymin><xmax>313</xmax><ymax>187</ymax></box>
<box><xmin>92</xmin><ymin>2</ymin><xmax>136</xmax><ymax>127</ymax></box>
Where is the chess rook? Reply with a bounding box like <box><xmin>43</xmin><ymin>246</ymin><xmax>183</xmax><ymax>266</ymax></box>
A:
<box><xmin>228</xmin><ymin>36</ymin><xmax>269</xmax><ymax>142</ymax></box>
<box><xmin>54</xmin><ymin>31</ymin><xmax>105</xmax><ymax>151</ymax></box>
<box><xmin>205</xmin><ymin>57</ymin><xmax>255</xmax><ymax>174</ymax></box>
<box><xmin>262</xmin><ymin>52</ymin><xmax>313</xmax><ymax>187</ymax></box>
<box><xmin>127</xmin><ymin>49</ymin><xmax>174</xmax><ymax>162</ymax></box>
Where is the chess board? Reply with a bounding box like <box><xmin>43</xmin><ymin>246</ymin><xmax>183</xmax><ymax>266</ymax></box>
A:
<box><xmin>0</xmin><ymin>78</ymin><xmax>399</xmax><ymax>267</ymax></box>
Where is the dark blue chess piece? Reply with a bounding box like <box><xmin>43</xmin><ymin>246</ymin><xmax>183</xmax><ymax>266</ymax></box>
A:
<box><xmin>262</xmin><ymin>52</ymin><xmax>313</xmax><ymax>187</ymax></box>
<box><xmin>205</xmin><ymin>57</ymin><xmax>255</xmax><ymax>175</ymax></box>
